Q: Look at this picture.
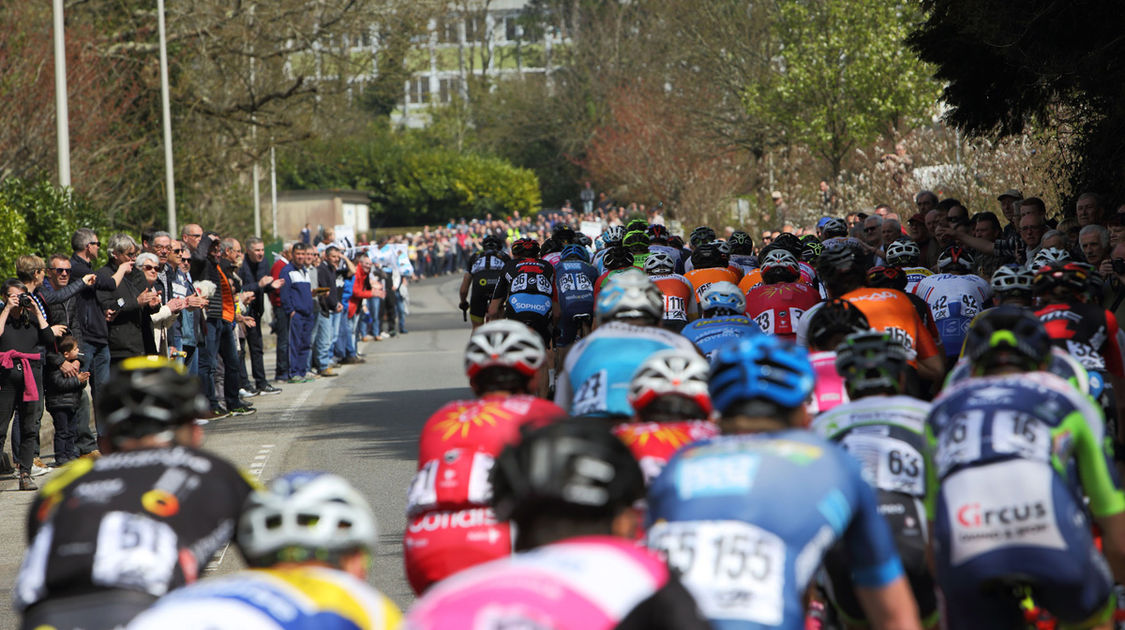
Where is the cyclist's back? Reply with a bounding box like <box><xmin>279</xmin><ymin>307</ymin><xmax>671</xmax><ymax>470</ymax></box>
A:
<box><xmin>554</xmin><ymin>247</ymin><xmax>598</xmax><ymax>347</ymax></box>
<box><xmin>464</xmin><ymin>245</ymin><xmax>509</xmax><ymax>324</ymax></box>
<box><xmin>682</xmin><ymin>281</ymin><xmax>760</xmax><ymax>360</ymax></box>
<box><xmin>912</xmin><ymin>248</ymin><xmax>991</xmax><ymax>362</ymax></box>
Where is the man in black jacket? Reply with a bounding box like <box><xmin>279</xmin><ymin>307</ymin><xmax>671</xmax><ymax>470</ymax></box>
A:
<box><xmin>312</xmin><ymin>246</ymin><xmax>344</xmax><ymax>377</ymax></box>
<box><xmin>96</xmin><ymin>234</ymin><xmax>158</xmax><ymax>363</ymax></box>
<box><xmin>238</xmin><ymin>237</ymin><xmax>282</xmax><ymax>395</ymax></box>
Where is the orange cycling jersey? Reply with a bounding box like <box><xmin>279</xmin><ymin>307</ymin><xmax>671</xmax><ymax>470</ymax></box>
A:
<box><xmin>738</xmin><ymin>269</ymin><xmax>763</xmax><ymax>294</ymax></box>
<box><xmin>684</xmin><ymin>267</ymin><xmax>741</xmax><ymax>307</ymax></box>
<box><xmin>841</xmin><ymin>287</ymin><xmax>940</xmax><ymax>364</ymax></box>
<box><xmin>650</xmin><ymin>273</ymin><xmax>697</xmax><ymax>325</ymax></box>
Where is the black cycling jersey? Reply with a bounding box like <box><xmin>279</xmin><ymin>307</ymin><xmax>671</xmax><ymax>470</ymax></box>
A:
<box><xmin>16</xmin><ymin>445</ymin><xmax>255</xmax><ymax>620</ymax></box>
<box><xmin>466</xmin><ymin>250</ymin><xmax>510</xmax><ymax>318</ymax></box>
<box><xmin>492</xmin><ymin>258</ymin><xmax>555</xmax><ymax>302</ymax></box>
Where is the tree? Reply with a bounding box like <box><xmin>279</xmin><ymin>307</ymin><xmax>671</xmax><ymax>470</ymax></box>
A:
<box><xmin>745</xmin><ymin>0</ymin><xmax>940</xmax><ymax>177</ymax></box>
<box><xmin>908</xmin><ymin>0</ymin><xmax>1125</xmax><ymax>205</ymax></box>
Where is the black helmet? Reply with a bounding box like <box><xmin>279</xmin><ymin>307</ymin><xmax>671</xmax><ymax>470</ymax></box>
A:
<box><xmin>540</xmin><ymin>237</ymin><xmax>562</xmax><ymax>256</ymax></box>
<box><xmin>647</xmin><ymin>224</ymin><xmax>670</xmax><ymax>243</ymax></box>
<box><xmin>626</xmin><ymin>219</ymin><xmax>649</xmax><ymax>234</ymax></box>
<box><xmin>865</xmin><ymin>266</ymin><xmax>908</xmax><ymax>292</ymax></box>
<box><xmin>964</xmin><ymin>306</ymin><xmax>1051</xmax><ymax>374</ymax></box>
<box><xmin>481</xmin><ymin>234</ymin><xmax>505</xmax><ymax>251</ymax></box>
<box><xmin>491</xmin><ymin>419</ymin><xmax>644</xmax><ymax>524</ymax></box>
<box><xmin>511</xmin><ymin>237</ymin><xmax>540</xmax><ymax>259</ymax></box>
<box><xmin>690</xmin><ymin>243</ymin><xmax>727</xmax><ymax>269</ymax></box>
<box><xmin>729</xmin><ymin>231</ymin><xmax>754</xmax><ymax>255</ymax></box>
<box><xmin>689</xmin><ymin>226</ymin><xmax>717</xmax><ymax>248</ymax></box>
<box><xmin>552</xmin><ymin>224</ymin><xmax>576</xmax><ymax>245</ymax></box>
<box><xmin>603</xmin><ymin>246</ymin><xmax>635</xmax><ymax>271</ymax></box>
<box><xmin>835</xmin><ymin>331</ymin><xmax>908</xmax><ymax>397</ymax></box>
<box><xmin>817</xmin><ymin>241</ymin><xmax>870</xmax><ymax>285</ymax></box>
<box><xmin>821</xmin><ymin>218</ymin><xmax>848</xmax><ymax>238</ymax></box>
<box><xmin>1033</xmin><ymin>262</ymin><xmax>1092</xmax><ymax>299</ymax></box>
<box><xmin>98</xmin><ymin>356</ymin><xmax>209</xmax><ymax>444</ymax></box>
<box><xmin>771</xmin><ymin>233</ymin><xmax>803</xmax><ymax>257</ymax></box>
<box><xmin>807</xmin><ymin>299</ymin><xmax>870</xmax><ymax>351</ymax></box>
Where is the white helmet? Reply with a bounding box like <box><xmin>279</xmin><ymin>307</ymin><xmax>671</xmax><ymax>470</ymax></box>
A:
<box><xmin>711</xmin><ymin>239</ymin><xmax>731</xmax><ymax>256</ymax></box>
<box><xmin>1028</xmin><ymin>246</ymin><xmax>1071</xmax><ymax>274</ymax></box>
<box><xmin>991</xmin><ymin>264</ymin><xmax>1033</xmax><ymax>295</ymax></box>
<box><xmin>603</xmin><ymin>225</ymin><xmax>625</xmax><ymax>245</ymax></box>
<box><xmin>628</xmin><ymin>349</ymin><xmax>713</xmax><ymax>416</ymax></box>
<box><xmin>885</xmin><ymin>240</ymin><xmax>920</xmax><ymax>266</ymax></box>
<box><xmin>699</xmin><ymin>280</ymin><xmax>746</xmax><ymax>316</ymax></box>
<box><xmin>239</xmin><ymin>471</ymin><xmax>377</xmax><ymax>566</ymax></box>
<box><xmin>644</xmin><ymin>251</ymin><xmax>676</xmax><ymax>275</ymax></box>
<box><xmin>596</xmin><ymin>268</ymin><xmax>663</xmax><ymax>324</ymax></box>
<box><xmin>465</xmin><ymin>320</ymin><xmax>546</xmax><ymax>379</ymax></box>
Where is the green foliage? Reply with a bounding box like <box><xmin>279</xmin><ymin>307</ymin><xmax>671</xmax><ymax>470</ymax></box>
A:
<box><xmin>278</xmin><ymin>127</ymin><xmax>541</xmax><ymax>226</ymax></box>
<box><xmin>0</xmin><ymin>178</ymin><xmax>107</xmax><ymax>278</ymax></box>
<box><xmin>744</xmin><ymin>0</ymin><xmax>940</xmax><ymax>176</ymax></box>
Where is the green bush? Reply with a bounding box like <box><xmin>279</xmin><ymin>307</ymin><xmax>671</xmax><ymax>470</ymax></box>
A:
<box><xmin>0</xmin><ymin>178</ymin><xmax>107</xmax><ymax>278</ymax></box>
<box><xmin>278</xmin><ymin>127</ymin><xmax>541</xmax><ymax>226</ymax></box>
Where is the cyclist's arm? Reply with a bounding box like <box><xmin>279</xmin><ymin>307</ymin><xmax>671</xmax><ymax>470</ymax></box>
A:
<box><xmin>916</xmin><ymin>354</ymin><xmax>943</xmax><ymax>383</ymax></box>
<box><xmin>855</xmin><ymin>578</ymin><xmax>923</xmax><ymax>630</ymax></box>
<box><xmin>1068</xmin><ymin>410</ymin><xmax>1125</xmax><ymax>582</ymax></box>
<box><xmin>458</xmin><ymin>272</ymin><xmax>471</xmax><ymax>304</ymax></box>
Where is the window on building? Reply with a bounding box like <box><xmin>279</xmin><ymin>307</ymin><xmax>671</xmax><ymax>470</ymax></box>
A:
<box><xmin>408</xmin><ymin>77</ymin><xmax>431</xmax><ymax>104</ymax></box>
<box><xmin>439</xmin><ymin>77</ymin><xmax>463</xmax><ymax>103</ymax></box>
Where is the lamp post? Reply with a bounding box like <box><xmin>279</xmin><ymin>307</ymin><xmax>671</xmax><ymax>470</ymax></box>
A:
<box><xmin>157</xmin><ymin>0</ymin><xmax>177</xmax><ymax>235</ymax></box>
<box><xmin>52</xmin><ymin>0</ymin><xmax>71</xmax><ymax>188</ymax></box>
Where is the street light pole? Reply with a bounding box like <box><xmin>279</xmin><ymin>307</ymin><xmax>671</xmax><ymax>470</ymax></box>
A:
<box><xmin>270</xmin><ymin>145</ymin><xmax>278</xmax><ymax>239</ymax></box>
<box><xmin>52</xmin><ymin>0</ymin><xmax>71</xmax><ymax>188</ymax></box>
<box><xmin>157</xmin><ymin>0</ymin><xmax>177</xmax><ymax>235</ymax></box>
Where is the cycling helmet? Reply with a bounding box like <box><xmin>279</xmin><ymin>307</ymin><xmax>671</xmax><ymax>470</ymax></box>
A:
<box><xmin>626</xmin><ymin>219</ymin><xmax>649</xmax><ymax>234</ymax></box>
<box><xmin>239</xmin><ymin>471</ymin><xmax>377</xmax><ymax>567</ymax></box>
<box><xmin>885</xmin><ymin>239</ymin><xmax>920</xmax><ymax>267</ymax></box>
<box><xmin>690</xmin><ymin>243</ymin><xmax>727</xmax><ymax>269</ymax></box>
<box><xmin>623</xmin><ymin>230</ymin><xmax>651</xmax><ymax>252</ymax></box>
<box><xmin>561</xmin><ymin>243</ymin><xmax>590</xmax><ymax>263</ymax></box>
<box><xmin>647</xmin><ymin>224</ymin><xmax>670</xmax><ymax>243</ymax></box>
<box><xmin>540</xmin><ymin>237</ymin><xmax>562</xmax><ymax>256</ymax></box>
<box><xmin>576</xmin><ymin>233</ymin><xmax>593</xmax><ymax>247</ymax></box>
<box><xmin>821</xmin><ymin>218</ymin><xmax>848</xmax><ymax>238</ymax></box>
<box><xmin>643</xmin><ymin>250</ymin><xmax>676</xmax><ymax>275</ymax></box>
<box><xmin>603</xmin><ymin>245</ymin><xmax>635</xmax><ymax>271</ymax></box>
<box><xmin>700</xmin><ymin>281</ymin><xmax>746</xmax><ymax>316</ymax></box>
<box><xmin>689</xmin><ymin>226</ymin><xmax>717</xmax><ymax>248</ymax></box>
<box><xmin>835</xmin><ymin>331</ymin><xmax>909</xmax><ymax>397</ymax></box>
<box><xmin>807</xmin><ymin>299</ymin><xmax>871</xmax><ymax>351</ymax></box>
<box><xmin>761</xmin><ymin>249</ymin><xmax>799</xmax><ymax>280</ymax></box>
<box><xmin>937</xmin><ymin>245</ymin><xmax>974</xmax><ymax>272</ymax></box>
<box><xmin>481</xmin><ymin>234</ymin><xmax>505</xmax><ymax>251</ymax></box>
<box><xmin>490</xmin><ymin>419</ymin><xmax>645</xmax><ymax>526</ymax></box>
<box><xmin>511</xmin><ymin>237</ymin><xmax>540</xmax><ymax>259</ymax></box>
<box><xmin>98</xmin><ymin>356</ymin><xmax>209</xmax><ymax>444</ymax></box>
<box><xmin>991</xmin><ymin>264</ymin><xmax>1034</xmax><ymax>296</ymax></box>
<box><xmin>603</xmin><ymin>226</ymin><xmax>625</xmax><ymax>245</ymax></box>
<box><xmin>865</xmin><ymin>266</ymin><xmax>908</xmax><ymax>291</ymax></box>
<box><xmin>709</xmin><ymin>336</ymin><xmax>815</xmax><ymax>416</ymax></box>
<box><xmin>729</xmin><ymin>231</ymin><xmax>754</xmax><ymax>254</ymax></box>
<box><xmin>464</xmin><ymin>320</ymin><xmax>546</xmax><ymax>380</ymax></box>
<box><xmin>712</xmin><ymin>239</ymin><xmax>732</xmax><ymax>256</ymax></box>
<box><xmin>595</xmin><ymin>268</ymin><xmax>663</xmax><ymax>324</ymax></box>
<box><xmin>964</xmin><ymin>305</ymin><xmax>1051</xmax><ymax>374</ymax></box>
<box><xmin>552</xmin><ymin>224</ymin><xmax>576</xmax><ymax>244</ymax></box>
<box><xmin>668</xmin><ymin>235</ymin><xmax>685</xmax><ymax>249</ymax></box>
<box><xmin>816</xmin><ymin>241</ymin><xmax>870</xmax><ymax>285</ymax></box>
<box><xmin>628</xmin><ymin>349</ymin><xmax>713</xmax><ymax>417</ymax></box>
<box><xmin>771</xmin><ymin>233</ymin><xmax>803</xmax><ymax>257</ymax></box>
<box><xmin>1027</xmin><ymin>247</ymin><xmax>1071</xmax><ymax>274</ymax></box>
<box><xmin>1033</xmin><ymin>261</ymin><xmax>1092</xmax><ymax>297</ymax></box>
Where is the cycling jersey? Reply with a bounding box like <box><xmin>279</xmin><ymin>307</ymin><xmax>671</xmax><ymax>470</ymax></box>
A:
<box><xmin>684</xmin><ymin>267</ymin><xmax>741</xmax><ymax>314</ymax></box>
<box><xmin>744</xmin><ymin>282</ymin><xmax>821</xmax><ymax>341</ymax></box>
<box><xmin>806</xmin><ymin>350</ymin><xmax>849</xmax><ymax>415</ymax></box>
<box><xmin>649</xmin><ymin>273</ymin><xmax>697</xmax><ymax>330</ymax></box>
<box><xmin>901</xmin><ymin>266</ymin><xmax>933</xmax><ymax>293</ymax></box>
<box><xmin>556</xmin><ymin>321</ymin><xmax>699</xmax><ymax>418</ymax></box>
<box><xmin>465</xmin><ymin>250</ymin><xmax>510</xmax><ymax>320</ymax></box>
<box><xmin>738</xmin><ymin>266</ymin><xmax>817</xmax><ymax>296</ymax></box>
<box><xmin>729</xmin><ymin>254</ymin><xmax>758</xmax><ymax>276</ymax></box>
<box><xmin>912</xmin><ymin>273</ymin><xmax>991</xmax><ymax>360</ymax></box>
<box><xmin>542</xmin><ymin>251</ymin><xmax>563</xmax><ymax>267</ymax></box>
<box><xmin>926</xmin><ymin>372</ymin><xmax>1125</xmax><ymax>629</ymax></box>
<box><xmin>612</xmin><ymin>421</ymin><xmax>720</xmax><ymax>485</ymax></box>
<box><xmin>407</xmin><ymin>395</ymin><xmax>564</xmax><ymax>594</ymax></box>
<box><xmin>681</xmin><ymin>315</ymin><xmax>760</xmax><ymax>361</ymax></box>
<box><xmin>738</xmin><ymin>269</ymin><xmax>763</xmax><ymax>294</ymax></box>
<box><xmin>646</xmin><ymin>431</ymin><xmax>904</xmax><ymax>630</ymax></box>
<box><xmin>403</xmin><ymin>536</ymin><xmax>710</xmax><ymax>630</ymax></box>
<box><xmin>649</xmin><ymin>245</ymin><xmax>685</xmax><ymax>274</ymax></box>
<box><xmin>125</xmin><ymin>566</ymin><xmax>402</xmax><ymax>630</ymax></box>
<box><xmin>554</xmin><ymin>259</ymin><xmax>598</xmax><ymax>346</ymax></box>
<box><xmin>15</xmin><ymin>447</ymin><xmax>255</xmax><ymax>627</ymax></box>
<box><xmin>810</xmin><ymin>395</ymin><xmax>936</xmax><ymax>625</ymax></box>
<box><xmin>841</xmin><ymin>287</ymin><xmax>940</xmax><ymax>365</ymax></box>
<box><xmin>1037</xmin><ymin>301</ymin><xmax>1125</xmax><ymax>377</ymax></box>
<box><xmin>593</xmin><ymin>268</ymin><xmax>631</xmax><ymax>300</ymax></box>
<box><xmin>492</xmin><ymin>259</ymin><xmax>555</xmax><ymax>344</ymax></box>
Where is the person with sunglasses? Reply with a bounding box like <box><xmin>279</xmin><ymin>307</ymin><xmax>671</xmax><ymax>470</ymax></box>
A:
<box><xmin>97</xmin><ymin>235</ymin><xmax>160</xmax><ymax>367</ymax></box>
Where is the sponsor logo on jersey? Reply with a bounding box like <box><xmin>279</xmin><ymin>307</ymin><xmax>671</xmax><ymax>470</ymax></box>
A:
<box><xmin>956</xmin><ymin>501</ymin><xmax>1047</xmax><ymax>529</ymax></box>
<box><xmin>847</xmin><ymin>290</ymin><xmax>899</xmax><ymax>302</ymax></box>
<box><xmin>408</xmin><ymin>507</ymin><xmax>499</xmax><ymax>532</ymax></box>
<box><xmin>676</xmin><ymin>454</ymin><xmax>759</xmax><ymax>500</ymax></box>
<box><xmin>430</xmin><ymin>402</ymin><xmax>515</xmax><ymax>441</ymax></box>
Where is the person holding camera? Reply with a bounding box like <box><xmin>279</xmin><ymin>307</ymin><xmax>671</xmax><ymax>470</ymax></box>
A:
<box><xmin>0</xmin><ymin>279</ymin><xmax>55</xmax><ymax>490</ymax></box>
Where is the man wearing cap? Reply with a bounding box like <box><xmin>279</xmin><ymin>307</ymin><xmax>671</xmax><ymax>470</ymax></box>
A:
<box><xmin>997</xmin><ymin>188</ymin><xmax>1023</xmax><ymax>236</ymax></box>
<box><xmin>906</xmin><ymin>212</ymin><xmax>939</xmax><ymax>269</ymax></box>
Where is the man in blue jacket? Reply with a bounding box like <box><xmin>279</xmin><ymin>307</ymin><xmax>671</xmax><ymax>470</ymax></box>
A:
<box><xmin>280</xmin><ymin>243</ymin><xmax>316</xmax><ymax>383</ymax></box>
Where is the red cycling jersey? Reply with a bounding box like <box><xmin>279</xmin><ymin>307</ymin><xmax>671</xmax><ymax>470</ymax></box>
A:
<box><xmin>612</xmin><ymin>420</ymin><xmax>719</xmax><ymax>485</ymax></box>
<box><xmin>744</xmin><ymin>282</ymin><xmax>821</xmax><ymax>341</ymax></box>
<box><xmin>406</xmin><ymin>394</ymin><xmax>564</xmax><ymax>594</ymax></box>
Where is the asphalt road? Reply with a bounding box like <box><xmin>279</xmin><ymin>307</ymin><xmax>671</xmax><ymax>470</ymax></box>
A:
<box><xmin>0</xmin><ymin>274</ymin><xmax>471</xmax><ymax>624</ymax></box>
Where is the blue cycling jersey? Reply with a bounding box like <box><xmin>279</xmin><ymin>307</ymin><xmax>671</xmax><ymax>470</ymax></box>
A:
<box><xmin>647</xmin><ymin>430</ymin><xmax>904</xmax><ymax>630</ymax></box>
<box><xmin>681</xmin><ymin>315</ymin><xmax>760</xmax><ymax>360</ymax></box>
<box><xmin>554</xmin><ymin>259</ymin><xmax>598</xmax><ymax>317</ymax></box>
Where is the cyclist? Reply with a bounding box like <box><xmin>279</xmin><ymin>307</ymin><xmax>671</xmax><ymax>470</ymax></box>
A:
<box><xmin>647</xmin><ymin>224</ymin><xmax>686</xmax><ymax>274</ymax></box>
<box><xmin>614</xmin><ymin>349</ymin><xmax>719</xmax><ymax>485</ymax></box>
<box><xmin>459</xmin><ymin>234</ymin><xmax>509</xmax><ymax>329</ymax></box>
<box><xmin>554</xmin><ymin>244</ymin><xmax>598</xmax><ymax>348</ymax></box>
<box><xmin>540</xmin><ymin>236</ymin><xmax>564</xmax><ymax>266</ymax></box>
<box><xmin>624</xmin><ymin>229</ymin><xmax>652</xmax><ymax>268</ymax></box>
<box><xmin>488</xmin><ymin>237</ymin><xmax>555</xmax><ymax>347</ymax></box>
<box><xmin>682</xmin><ymin>226</ymin><xmax>718</xmax><ymax>274</ymax></box>
<box><xmin>127</xmin><ymin>471</ymin><xmax>401</xmax><ymax>629</ymax></box>
<box><xmin>594</xmin><ymin>245</ymin><xmax>639</xmax><ymax>299</ymax></box>
<box><xmin>404</xmin><ymin>419</ymin><xmax>711</xmax><ymax>629</ymax></box>
<box><xmin>684</xmin><ymin>242</ymin><xmax>740</xmax><ymax>315</ymax></box>
<box><xmin>817</xmin><ymin>241</ymin><xmax>944</xmax><ymax>384</ymax></box>
<box><xmin>729</xmin><ymin>231</ymin><xmax>758</xmax><ymax>275</ymax></box>
<box><xmin>811</xmin><ymin>332</ymin><xmax>938</xmax><ymax>628</ymax></box>
<box><xmin>926</xmin><ymin>306</ymin><xmax>1125</xmax><ymax>629</ymax></box>
<box><xmin>405</xmin><ymin>320</ymin><xmax>564</xmax><ymax>594</ymax></box>
<box><xmin>14</xmin><ymin>357</ymin><xmax>256</xmax><ymax>630</ymax></box>
<box><xmin>646</xmin><ymin>335</ymin><xmax>922</xmax><ymax>630</ymax></box>
<box><xmin>805</xmin><ymin>298</ymin><xmax>872</xmax><ymax>415</ymax></box>
<box><xmin>744</xmin><ymin>248</ymin><xmax>821</xmax><ymax>341</ymax></box>
<box><xmin>593</xmin><ymin>225</ymin><xmax>626</xmax><ymax>273</ymax></box>
<box><xmin>912</xmin><ymin>245</ymin><xmax>992</xmax><ymax>365</ymax></box>
<box><xmin>1027</xmin><ymin>245</ymin><xmax>1072</xmax><ymax>274</ymax></box>
<box><xmin>884</xmin><ymin>239</ymin><xmax>932</xmax><ymax>293</ymax></box>
<box><xmin>681</xmin><ymin>281</ymin><xmax>761</xmax><ymax>360</ymax></box>
<box><xmin>643</xmin><ymin>250</ymin><xmax>696</xmax><ymax>331</ymax></box>
<box><xmin>556</xmin><ymin>268</ymin><xmax>698</xmax><ymax>418</ymax></box>
<box><xmin>990</xmin><ymin>263</ymin><xmax>1035</xmax><ymax>308</ymax></box>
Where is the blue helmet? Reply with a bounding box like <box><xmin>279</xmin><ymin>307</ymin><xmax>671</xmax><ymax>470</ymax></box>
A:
<box><xmin>709</xmin><ymin>336</ymin><xmax>814</xmax><ymax>415</ymax></box>
<box><xmin>561</xmin><ymin>243</ymin><xmax>590</xmax><ymax>263</ymax></box>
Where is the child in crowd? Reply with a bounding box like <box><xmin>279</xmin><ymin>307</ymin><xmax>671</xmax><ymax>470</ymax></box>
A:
<box><xmin>45</xmin><ymin>336</ymin><xmax>89</xmax><ymax>465</ymax></box>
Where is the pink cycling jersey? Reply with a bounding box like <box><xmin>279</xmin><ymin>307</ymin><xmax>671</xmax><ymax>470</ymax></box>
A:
<box><xmin>807</xmin><ymin>350</ymin><xmax>849</xmax><ymax>416</ymax></box>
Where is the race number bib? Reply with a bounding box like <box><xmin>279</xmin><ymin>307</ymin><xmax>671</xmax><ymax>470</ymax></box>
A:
<box><xmin>1066</xmin><ymin>340</ymin><xmax>1106</xmax><ymax>370</ymax></box>
<box><xmin>990</xmin><ymin>411</ymin><xmax>1051</xmax><ymax>462</ymax></box>
<box><xmin>841</xmin><ymin>434</ymin><xmax>925</xmax><ymax>497</ymax></box>
<box><xmin>407</xmin><ymin>452</ymin><xmax>495</xmax><ymax>514</ymax></box>
<box><xmin>936</xmin><ymin>410</ymin><xmax>985</xmax><ymax>478</ymax></box>
<box><xmin>572</xmin><ymin>370</ymin><xmax>609</xmax><ymax>416</ymax></box>
<box><xmin>648</xmin><ymin>520</ymin><xmax>785</xmax><ymax>625</ymax></box>
<box><xmin>91</xmin><ymin>512</ymin><xmax>179</xmax><ymax>596</ymax></box>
